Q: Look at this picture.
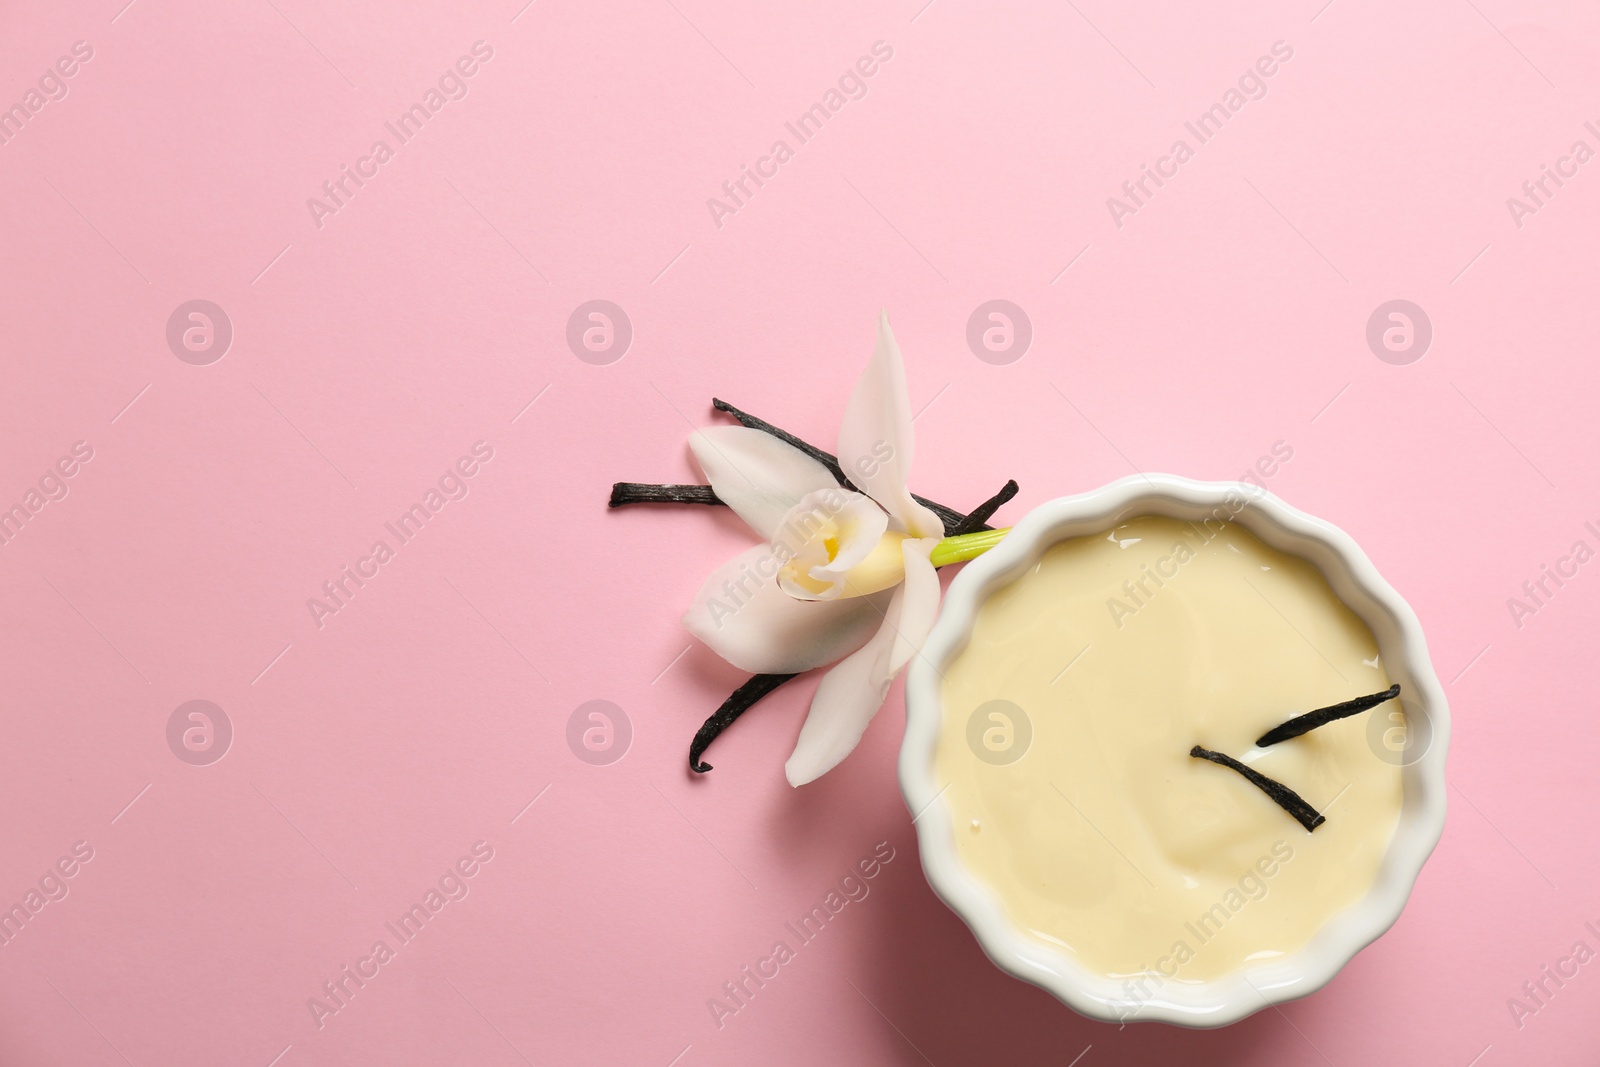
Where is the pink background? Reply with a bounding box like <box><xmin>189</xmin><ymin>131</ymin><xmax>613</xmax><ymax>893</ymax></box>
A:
<box><xmin>1</xmin><ymin>0</ymin><xmax>1596</xmax><ymax>1064</ymax></box>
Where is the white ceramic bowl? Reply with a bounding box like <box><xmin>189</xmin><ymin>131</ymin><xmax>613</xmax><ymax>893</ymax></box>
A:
<box><xmin>900</xmin><ymin>474</ymin><xmax>1449</xmax><ymax>1028</ymax></box>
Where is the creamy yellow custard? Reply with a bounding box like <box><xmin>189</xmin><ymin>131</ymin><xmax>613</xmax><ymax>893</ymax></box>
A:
<box><xmin>936</xmin><ymin>515</ymin><xmax>1402</xmax><ymax>987</ymax></box>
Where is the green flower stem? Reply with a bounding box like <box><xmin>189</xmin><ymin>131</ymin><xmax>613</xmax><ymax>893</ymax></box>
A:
<box><xmin>930</xmin><ymin>527</ymin><xmax>1011</xmax><ymax>568</ymax></box>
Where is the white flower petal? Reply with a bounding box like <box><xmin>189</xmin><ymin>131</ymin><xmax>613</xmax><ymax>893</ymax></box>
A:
<box><xmin>835</xmin><ymin>312</ymin><xmax>945</xmax><ymax>539</ymax></box>
<box><xmin>887</xmin><ymin>537</ymin><xmax>939</xmax><ymax>674</ymax></box>
<box><xmin>784</xmin><ymin>606</ymin><xmax>899</xmax><ymax>786</ymax></box>
<box><xmin>689</xmin><ymin>426</ymin><xmax>841</xmax><ymax>539</ymax></box>
<box><xmin>783</xmin><ymin>538</ymin><xmax>940</xmax><ymax>786</ymax></box>
<box><xmin>683</xmin><ymin>545</ymin><xmax>886</xmax><ymax>674</ymax></box>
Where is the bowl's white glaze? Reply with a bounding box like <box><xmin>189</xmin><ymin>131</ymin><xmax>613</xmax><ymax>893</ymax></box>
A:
<box><xmin>900</xmin><ymin>474</ymin><xmax>1449</xmax><ymax>1027</ymax></box>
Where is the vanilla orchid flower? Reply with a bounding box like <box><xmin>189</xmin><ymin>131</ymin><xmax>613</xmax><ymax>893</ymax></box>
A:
<box><xmin>682</xmin><ymin>312</ymin><xmax>947</xmax><ymax>786</ymax></box>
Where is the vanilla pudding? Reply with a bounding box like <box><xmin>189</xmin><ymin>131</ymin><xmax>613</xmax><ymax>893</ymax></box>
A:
<box><xmin>935</xmin><ymin>514</ymin><xmax>1403</xmax><ymax>987</ymax></box>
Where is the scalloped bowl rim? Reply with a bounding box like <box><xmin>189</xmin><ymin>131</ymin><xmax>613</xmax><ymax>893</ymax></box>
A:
<box><xmin>899</xmin><ymin>474</ymin><xmax>1449</xmax><ymax>1028</ymax></box>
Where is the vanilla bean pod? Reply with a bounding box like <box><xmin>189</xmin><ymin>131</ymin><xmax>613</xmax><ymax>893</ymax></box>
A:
<box><xmin>689</xmin><ymin>673</ymin><xmax>799</xmax><ymax>773</ymax></box>
<box><xmin>609</xmin><ymin>483</ymin><xmax>721</xmax><ymax>507</ymax></box>
<box><xmin>1255</xmin><ymin>684</ymin><xmax>1401</xmax><ymax>748</ymax></box>
<box><xmin>950</xmin><ymin>480</ymin><xmax>1018</xmax><ymax>536</ymax></box>
<box><xmin>1190</xmin><ymin>745</ymin><xmax>1326</xmax><ymax>832</ymax></box>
